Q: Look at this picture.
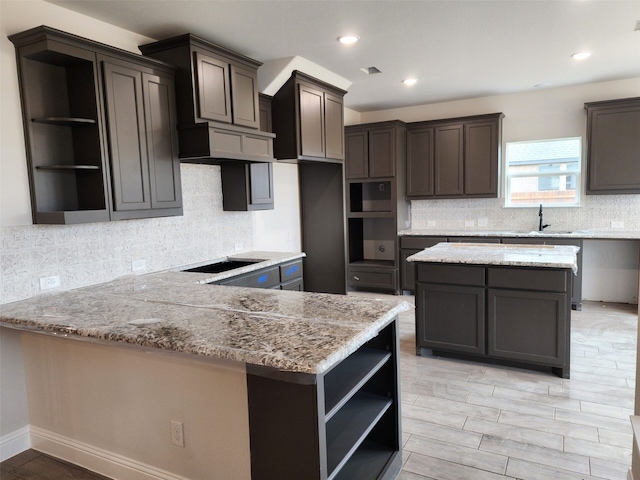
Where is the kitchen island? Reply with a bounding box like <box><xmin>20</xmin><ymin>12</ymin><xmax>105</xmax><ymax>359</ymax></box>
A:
<box><xmin>0</xmin><ymin>264</ymin><xmax>410</xmax><ymax>480</ymax></box>
<box><xmin>407</xmin><ymin>242</ymin><xmax>579</xmax><ymax>378</ymax></box>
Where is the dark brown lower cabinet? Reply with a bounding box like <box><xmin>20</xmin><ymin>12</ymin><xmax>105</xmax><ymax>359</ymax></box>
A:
<box><xmin>246</xmin><ymin>320</ymin><xmax>401</xmax><ymax>480</ymax></box>
<box><xmin>216</xmin><ymin>259</ymin><xmax>303</xmax><ymax>290</ymax></box>
<box><xmin>415</xmin><ymin>263</ymin><xmax>571</xmax><ymax>378</ymax></box>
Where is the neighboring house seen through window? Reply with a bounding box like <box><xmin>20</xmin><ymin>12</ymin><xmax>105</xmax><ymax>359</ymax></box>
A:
<box><xmin>505</xmin><ymin>137</ymin><xmax>581</xmax><ymax>207</ymax></box>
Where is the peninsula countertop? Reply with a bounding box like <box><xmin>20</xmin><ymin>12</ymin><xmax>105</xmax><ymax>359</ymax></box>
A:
<box><xmin>406</xmin><ymin>242</ymin><xmax>580</xmax><ymax>273</ymax></box>
<box><xmin>0</xmin><ymin>255</ymin><xmax>410</xmax><ymax>375</ymax></box>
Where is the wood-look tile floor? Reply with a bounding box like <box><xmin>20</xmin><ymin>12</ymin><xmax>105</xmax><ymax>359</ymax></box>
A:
<box><xmin>391</xmin><ymin>296</ymin><xmax>638</xmax><ymax>480</ymax></box>
<box><xmin>2</xmin><ymin>297</ymin><xmax>637</xmax><ymax>480</ymax></box>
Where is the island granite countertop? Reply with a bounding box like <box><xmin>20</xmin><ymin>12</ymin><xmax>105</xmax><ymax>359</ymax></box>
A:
<box><xmin>0</xmin><ymin>253</ymin><xmax>411</xmax><ymax>375</ymax></box>
<box><xmin>407</xmin><ymin>242</ymin><xmax>580</xmax><ymax>273</ymax></box>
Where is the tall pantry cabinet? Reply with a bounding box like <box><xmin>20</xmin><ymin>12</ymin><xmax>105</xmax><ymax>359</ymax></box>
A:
<box><xmin>9</xmin><ymin>26</ymin><xmax>183</xmax><ymax>224</ymax></box>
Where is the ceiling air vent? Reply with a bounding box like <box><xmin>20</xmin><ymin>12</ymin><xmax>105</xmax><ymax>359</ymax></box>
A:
<box><xmin>360</xmin><ymin>66</ymin><xmax>382</xmax><ymax>75</ymax></box>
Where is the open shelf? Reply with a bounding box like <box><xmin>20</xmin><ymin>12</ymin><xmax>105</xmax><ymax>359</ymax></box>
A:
<box><xmin>36</xmin><ymin>165</ymin><xmax>101</xmax><ymax>171</ymax></box>
<box><xmin>325</xmin><ymin>392</ymin><xmax>392</xmax><ymax>478</ymax></box>
<box><xmin>32</xmin><ymin>117</ymin><xmax>96</xmax><ymax>126</ymax></box>
<box><xmin>349</xmin><ymin>181</ymin><xmax>393</xmax><ymax>213</ymax></box>
<box><xmin>324</xmin><ymin>348</ymin><xmax>391</xmax><ymax>420</ymax></box>
<box><xmin>332</xmin><ymin>440</ymin><xmax>398</xmax><ymax>480</ymax></box>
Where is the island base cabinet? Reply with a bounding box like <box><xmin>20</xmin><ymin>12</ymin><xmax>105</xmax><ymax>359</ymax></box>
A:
<box><xmin>246</xmin><ymin>320</ymin><xmax>401</xmax><ymax>480</ymax></box>
<box><xmin>416</xmin><ymin>283</ymin><xmax>485</xmax><ymax>356</ymax></box>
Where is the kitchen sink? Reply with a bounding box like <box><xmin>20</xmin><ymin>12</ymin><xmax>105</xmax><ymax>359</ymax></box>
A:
<box><xmin>182</xmin><ymin>259</ymin><xmax>261</xmax><ymax>274</ymax></box>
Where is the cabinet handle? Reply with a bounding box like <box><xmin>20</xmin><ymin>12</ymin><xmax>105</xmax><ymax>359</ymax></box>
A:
<box><xmin>353</xmin><ymin>276</ymin><xmax>360</xmax><ymax>281</ymax></box>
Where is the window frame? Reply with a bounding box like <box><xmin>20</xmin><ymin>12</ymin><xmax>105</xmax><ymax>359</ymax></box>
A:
<box><xmin>504</xmin><ymin>136</ymin><xmax>582</xmax><ymax>208</ymax></box>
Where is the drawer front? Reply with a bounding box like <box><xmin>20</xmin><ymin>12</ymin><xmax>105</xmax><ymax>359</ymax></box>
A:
<box><xmin>281</xmin><ymin>277</ymin><xmax>304</xmax><ymax>291</ymax></box>
<box><xmin>400</xmin><ymin>236</ymin><xmax>444</xmax><ymax>249</ymax></box>
<box><xmin>488</xmin><ymin>267</ymin><xmax>569</xmax><ymax>293</ymax></box>
<box><xmin>280</xmin><ymin>260</ymin><xmax>303</xmax><ymax>282</ymax></box>
<box><xmin>416</xmin><ymin>263</ymin><xmax>485</xmax><ymax>286</ymax></box>
<box><xmin>220</xmin><ymin>266</ymin><xmax>280</xmax><ymax>289</ymax></box>
<box><xmin>348</xmin><ymin>267</ymin><xmax>397</xmax><ymax>290</ymax></box>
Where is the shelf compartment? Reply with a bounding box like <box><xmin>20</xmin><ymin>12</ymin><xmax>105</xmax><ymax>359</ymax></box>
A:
<box><xmin>349</xmin><ymin>181</ymin><xmax>393</xmax><ymax>213</ymax></box>
<box><xmin>348</xmin><ymin>217</ymin><xmax>396</xmax><ymax>264</ymax></box>
<box><xmin>325</xmin><ymin>391</ymin><xmax>392</xmax><ymax>478</ymax></box>
<box><xmin>324</xmin><ymin>347</ymin><xmax>391</xmax><ymax>420</ymax></box>
<box><xmin>332</xmin><ymin>440</ymin><xmax>399</xmax><ymax>480</ymax></box>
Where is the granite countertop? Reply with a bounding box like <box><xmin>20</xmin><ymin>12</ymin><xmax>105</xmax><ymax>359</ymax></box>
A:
<box><xmin>407</xmin><ymin>242</ymin><xmax>580</xmax><ymax>273</ymax></box>
<box><xmin>398</xmin><ymin>229</ymin><xmax>640</xmax><ymax>240</ymax></box>
<box><xmin>0</xmin><ymin>252</ymin><xmax>410</xmax><ymax>376</ymax></box>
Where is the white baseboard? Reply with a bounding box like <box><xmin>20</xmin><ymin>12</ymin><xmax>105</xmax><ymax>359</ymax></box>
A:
<box><xmin>0</xmin><ymin>426</ymin><xmax>30</xmax><ymax>462</ymax></box>
<box><xmin>30</xmin><ymin>426</ymin><xmax>191</xmax><ymax>480</ymax></box>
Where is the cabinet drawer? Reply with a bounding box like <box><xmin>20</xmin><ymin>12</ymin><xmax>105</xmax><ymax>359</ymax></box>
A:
<box><xmin>348</xmin><ymin>266</ymin><xmax>397</xmax><ymax>290</ymax></box>
<box><xmin>220</xmin><ymin>266</ymin><xmax>280</xmax><ymax>289</ymax></box>
<box><xmin>400</xmin><ymin>236</ymin><xmax>444</xmax><ymax>249</ymax></box>
<box><xmin>416</xmin><ymin>263</ymin><xmax>485</xmax><ymax>286</ymax></box>
<box><xmin>488</xmin><ymin>267</ymin><xmax>569</xmax><ymax>293</ymax></box>
<box><xmin>281</xmin><ymin>277</ymin><xmax>304</xmax><ymax>291</ymax></box>
<box><xmin>280</xmin><ymin>260</ymin><xmax>303</xmax><ymax>282</ymax></box>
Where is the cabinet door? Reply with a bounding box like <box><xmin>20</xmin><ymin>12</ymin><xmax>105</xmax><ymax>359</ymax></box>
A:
<box><xmin>325</xmin><ymin>92</ymin><xmax>345</xmax><ymax>160</ymax></box>
<box><xmin>587</xmin><ymin>102</ymin><xmax>640</xmax><ymax>194</ymax></box>
<box><xmin>434</xmin><ymin>124</ymin><xmax>464</xmax><ymax>196</ymax></box>
<box><xmin>142</xmin><ymin>72</ymin><xmax>182</xmax><ymax>210</ymax></box>
<box><xmin>249</xmin><ymin>162</ymin><xmax>274</xmax><ymax>207</ymax></box>
<box><xmin>488</xmin><ymin>288</ymin><xmax>567</xmax><ymax>367</ymax></box>
<box><xmin>416</xmin><ymin>282</ymin><xmax>485</xmax><ymax>354</ymax></box>
<box><xmin>230</xmin><ymin>64</ymin><xmax>259</xmax><ymax>129</ymax></box>
<box><xmin>258</xmin><ymin>94</ymin><xmax>272</xmax><ymax>133</ymax></box>
<box><xmin>369</xmin><ymin>127</ymin><xmax>395</xmax><ymax>178</ymax></box>
<box><xmin>345</xmin><ymin>129</ymin><xmax>368</xmax><ymax>179</ymax></box>
<box><xmin>102</xmin><ymin>61</ymin><xmax>151</xmax><ymax>212</ymax></box>
<box><xmin>406</xmin><ymin>126</ymin><xmax>434</xmax><ymax>197</ymax></box>
<box><xmin>194</xmin><ymin>52</ymin><xmax>231</xmax><ymax>124</ymax></box>
<box><xmin>400</xmin><ymin>249</ymin><xmax>420</xmax><ymax>291</ymax></box>
<box><xmin>298</xmin><ymin>84</ymin><xmax>325</xmax><ymax>158</ymax></box>
<box><xmin>465</xmin><ymin>120</ymin><xmax>498</xmax><ymax>196</ymax></box>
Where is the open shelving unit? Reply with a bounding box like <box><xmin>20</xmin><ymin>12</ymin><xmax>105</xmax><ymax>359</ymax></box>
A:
<box><xmin>11</xmin><ymin>39</ymin><xmax>110</xmax><ymax>224</ymax></box>
<box><xmin>246</xmin><ymin>320</ymin><xmax>401</xmax><ymax>480</ymax></box>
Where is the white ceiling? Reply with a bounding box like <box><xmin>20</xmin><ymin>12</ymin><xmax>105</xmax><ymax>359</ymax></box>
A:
<box><xmin>45</xmin><ymin>0</ymin><xmax>640</xmax><ymax>112</ymax></box>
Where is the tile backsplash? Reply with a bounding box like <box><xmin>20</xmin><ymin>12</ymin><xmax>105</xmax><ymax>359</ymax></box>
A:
<box><xmin>410</xmin><ymin>195</ymin><xmax>640</xmax><ymax>232</ymax></box>
<box><xmin>0</xmin><ymin>164</ymin><xmax>253</xmax><ymax>304</ymax></box>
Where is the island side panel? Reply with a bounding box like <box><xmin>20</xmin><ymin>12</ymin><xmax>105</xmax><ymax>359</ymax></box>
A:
<box><xmin>21</xmin><ymin>333</ymin><xmax>251</xmax><ymax>480</ymax></box>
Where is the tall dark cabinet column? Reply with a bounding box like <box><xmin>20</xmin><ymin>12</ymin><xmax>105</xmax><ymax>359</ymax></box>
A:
<box><xmin>272</xmin><ymin>71</ymin><xmax>348</xmax><ymax>294</ymax></box>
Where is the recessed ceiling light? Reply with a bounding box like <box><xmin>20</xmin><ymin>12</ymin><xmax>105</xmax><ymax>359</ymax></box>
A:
<box><xmin>338</xmin><ymin>35</ymin><xmax>359</xmax><ymax>45</ymax></box>
<box><xmin>571</xmin><ymin>51</ymin><xmax>592</xmax><ymax>60</ymax></box>
<box><xmin>403</xmin><ymin>78</ymin><xmax>417</xmax><ymax>86</ymax></box>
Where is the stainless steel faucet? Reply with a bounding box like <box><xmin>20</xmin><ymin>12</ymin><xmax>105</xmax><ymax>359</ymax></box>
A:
<box><xmin>538</xmin><ymin>204</ymin><xmax>550</xmax><ymax>231</ymax></box>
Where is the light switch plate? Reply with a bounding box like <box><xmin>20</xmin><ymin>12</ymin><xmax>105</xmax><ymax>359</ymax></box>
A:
<box><xmin>427</xmin><ymin>220</ymin><xmax>436</xmax><ymax>227</ymax></box>
<box><xmin>464</xmin><ymin>220</ymin><xmax>475</xmax><ymax>227</ymax></box>
<box><xmin>611</xmin><ymin>221</ymin><xmax>624</xmax><ymax>229</ymax></box>
<box><xmin>132</xmin><ymin>259</ymin><xmax>146</xmax><ymax>272</ymax></box>
<box><xmin>477</xmin><ymin>218</ymin><xmax>488</xmax><ymax>227</ymax></box>
<box><xmin>234</xmin><ymin>242</ymin><xmax>243</xmax><ymax>252</ymax></box>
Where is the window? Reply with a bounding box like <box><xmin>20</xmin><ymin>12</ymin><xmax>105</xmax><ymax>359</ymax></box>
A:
<box><xmin>505</xmin><ymin>137</ymin><xmax>581</xmax><ymax>207</ymax></box>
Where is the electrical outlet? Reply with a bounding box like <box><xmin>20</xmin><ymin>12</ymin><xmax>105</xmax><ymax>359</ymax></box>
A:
<box><xmin>39</xmin><ymin>275</ymin><xmax>60</xmax><ymax>290</ymax></box>
<box><xmin>477</xmin><ymin>217</ymin><xmax>488</xmax><ymax>227</ymax></box>
<box><xmin>170</xmin><ymin>420</ymin><xmax>184</xmax><ymax>447</ymax></box>
<box><xmin>234</xmin><ymin>242</ymin><xmax>243</xmax><ymax>252</ymax></box>
<box><xmin>132</xmin><ymin>259</ymin><xmax>146</xmax><ymax>272</ymax></box>
<box><xmin>464</xmin><ymin>220</ymin><xmax>475</xmax><ymax>227</ymax></box>
<box><xmin>611</xmin><ymin>221</ymin><xmax>624</xmax><ymax>229</ymax></box>
<box><xmin>427</xmin><ymin>220</ymin><xmax>436</xmax><ymax>227</ymax></box>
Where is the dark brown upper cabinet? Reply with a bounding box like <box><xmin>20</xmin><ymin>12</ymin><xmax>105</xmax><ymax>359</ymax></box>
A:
<box><xmin>220</xmin><ymin>94</ymin><xmax>275</xmax><ymax>211</ymax></box>
<box><xmin>140</xmin><ymin>34</ymin><xmax>274</xmax><ymax>163</ymax></box>
<box><xmin>406</xmin><ymin>113</ymin><xmax>503</xmax><ymax>199</ymax></box>
<box><xmin>345</xmin><ymin>121</ymin><xmax>406</xmax><ymax>179</ymax></box>
<box><xmin>272</xmin><ymin>70</ymin><xmax>347</xmax><ymax>163</ymax></box>
<box><xmin>585</xmin><ymin>97</ymin><xmax>640</xmax><ymax>195</ymax></box>
<box><xmin>101</xmin><ymin>56</ymin><xmax>182</xmax><ymax>220</ymax></box>
<box><xmin>9</xmin><ymin>25</ymin><xmax>182</xmax><ymax>224</ymax></box>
